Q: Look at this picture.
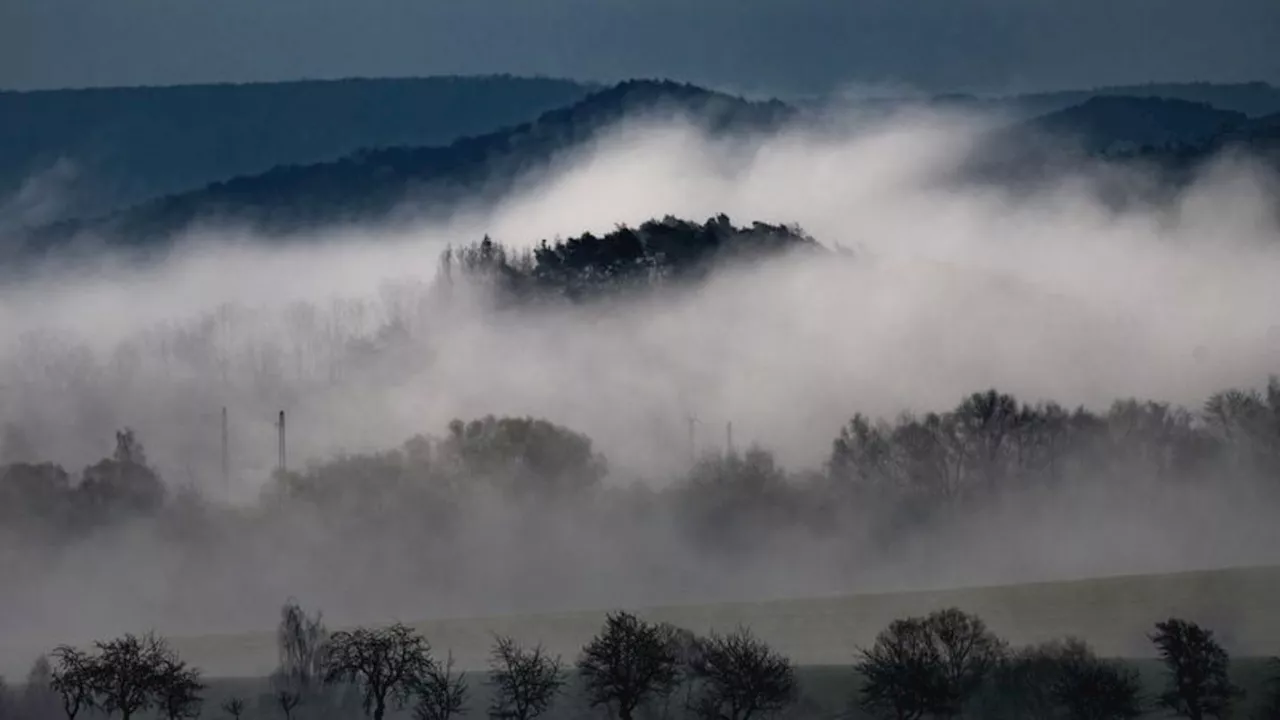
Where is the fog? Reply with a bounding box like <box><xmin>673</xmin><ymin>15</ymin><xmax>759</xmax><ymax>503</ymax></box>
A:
<box><xmin>1</xmin><ymin>107</ymin><xmax>1279</xmax><ymax>669</ymax></box>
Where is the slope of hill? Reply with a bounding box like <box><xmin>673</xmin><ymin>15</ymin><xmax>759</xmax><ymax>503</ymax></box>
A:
<box><xmin>34</xmin><ymin>81</ymin><xmax>794</xmax><ymax>246</ymax></box>
<box><xmin>0</xmin><ymin>75</ymin><xmax>595</xmax><ymax>221</ymax></box>
<box><xmin>1009</xmin><ymin>81</ymin><xmax>1280</xmax><ymax>118</ymax></box>
<box><xmin>25</xmin><ymin>565</ymin><xmax>1271</xmax><ymax>679</ymax></box>
<box><xmin>1028</xmin><ymin>96</ymin><xmax>1247</xmax><ymax>153</ymax></box>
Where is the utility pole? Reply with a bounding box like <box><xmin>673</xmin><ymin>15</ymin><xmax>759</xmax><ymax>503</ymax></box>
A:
<box><xmin>277</xmin><ymin>410</ymin><xmax>287</xmax><ymax>476</ymax></box>
<box><xmin>726</xmin><ymin>421</ymin><xmax>734</xmax><ymax>457</ymax></box>
<box><xmin>220</xmin><ymin>406</ymin><xmax>229</xmax><ymax>492</ymax></box>
<box><xmin>686</xmin><ymin>413</ymin><xmax>699</xmax><ymax>466</ymax></box>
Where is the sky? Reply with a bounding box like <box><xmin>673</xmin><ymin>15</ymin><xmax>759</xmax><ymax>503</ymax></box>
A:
<box><xmin>4</xmin><ymin>0</ymin><xmax>1280</xmax><ymax>95</ymax></box>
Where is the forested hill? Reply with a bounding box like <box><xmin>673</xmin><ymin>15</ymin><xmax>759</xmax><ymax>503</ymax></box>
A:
<box><xmin>0</xmin><ymin>75</ymin><xmax>595</xmax><ymax>222</ymax></box>
<box><xmin>441</xmin><ymin>214</ymin><xmax>821</xmax><ymax>302</ymax></box>
<box><xmin>38</xmin><ymin>81</ymin><xmax>793</xmax><ymax>245</ymax></box>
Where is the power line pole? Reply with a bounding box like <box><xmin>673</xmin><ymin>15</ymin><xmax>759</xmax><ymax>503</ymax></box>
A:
<box><xmin>220</xmin><ymin>406</ymin><xmax>229</xmax><ymax>493</ymax></box>
<box><xmin>686</xmin><ymin>413</ymin><xmax>699</xmax><ymax>466</ymax></box>
<box><xmin>277</xmin><ymin>410</ymin><xmax>287</xmax><ymax>476</ymax></box>
<box><xmin>726</xmin><ymin>421</ymin><xmax>734</xmax><ymax>457</ymax></box>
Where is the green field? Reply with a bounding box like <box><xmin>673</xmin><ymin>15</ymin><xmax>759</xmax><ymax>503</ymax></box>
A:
<box><xmin>162</xmin><ymin>564</ymin><xmax>1280</xmax><ymax>679</ymax></box>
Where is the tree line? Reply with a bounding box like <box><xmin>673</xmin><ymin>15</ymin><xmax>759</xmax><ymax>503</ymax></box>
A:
<box><xmin>4</xmin><ymin>600</ymin><xmax>1278</xmax><ymax>720</ymax></box>
<box><xmin>4</xmin><ymin>378</ymin><xmax>1279</xmax><ymax>550</ymax></box>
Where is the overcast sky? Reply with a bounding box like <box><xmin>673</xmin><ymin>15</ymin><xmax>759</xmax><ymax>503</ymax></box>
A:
<box><xmin>4</xmin><ymin>0</ymin><xmax>1280</xmax><ymax>95</ymax></box>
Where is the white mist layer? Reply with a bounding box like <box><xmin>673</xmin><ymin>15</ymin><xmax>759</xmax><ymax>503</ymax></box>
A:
<box><xmin>0</xmin><ymin>109</ymin><xmax>1278</xmax><ymax>664</ymax></box>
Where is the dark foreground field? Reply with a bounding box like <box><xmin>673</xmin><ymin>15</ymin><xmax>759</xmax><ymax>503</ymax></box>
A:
<box><xmin>198</xmin><ymin>659</ymin><xmax>1278</xmax><ymax>720</ymax></box>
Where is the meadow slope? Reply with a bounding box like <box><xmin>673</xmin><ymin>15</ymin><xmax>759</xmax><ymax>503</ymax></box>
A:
<box><xmin>145</xmin><ymin>564</ymin><xmax>1280</xmax><ymax>678</ymax></box>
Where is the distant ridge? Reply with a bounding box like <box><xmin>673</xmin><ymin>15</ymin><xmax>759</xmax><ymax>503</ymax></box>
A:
<box><xmin>35</xmin><ymin>80</ymin><xmax>794</xmax><ymax>246</ymax></box>
<box><xmin>0</xmin><ymin>74</ymin><xmax>596</xmax><ymax>220</ymax></box>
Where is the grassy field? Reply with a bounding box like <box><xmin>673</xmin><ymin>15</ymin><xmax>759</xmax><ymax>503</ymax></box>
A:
<box><xmin>193</xmin><ymin>659</ymin><xmax>1280</xmax><ymax>720</ymax></box>
<box><xmin>161</xmin><ymin>564</ymin><xmax>1280</xmax><ymax>679</ymax></box>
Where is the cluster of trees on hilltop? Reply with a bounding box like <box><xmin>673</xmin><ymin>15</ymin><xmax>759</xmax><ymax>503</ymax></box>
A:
<box><xmin>7</xmin><ymin>601</ymin><xmax>1277</xmax><ymax>720</ymax></box>
<box><xmin>437</xmin><ymin>215</ymin><xmax>820</xmax><ymax>302</ymax></box>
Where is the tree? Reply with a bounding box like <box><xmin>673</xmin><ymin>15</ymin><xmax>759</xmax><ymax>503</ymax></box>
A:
<box><xmin>1257</xmin><ymin>658</ymin><xmax>1280</xmax><ymax>720</ymax></box>
<box><xmin>273</xmin><ymin>599</ymin><xmax>328</xmax><ymax>718</ymax></box>
<box><xmin>156</xmin><ymin>657</ymin><xmax>204</xmax><ymax>720</ymax></box>
<box><xmin>323</xmin><ymin>623</ymin><xmax>434</xmax><ymax>720</ymax></box>
<box><xmin>50</xmin><ymin>646</ymin><xmax>96</xmax><ymax>720</ymax></box>
<box><xmin>221</xmin><ymin>698</ymin><xmax>246</xmax><ymax>720</ymax></box>
<box><xmin>857</xmin><ymin>609</ymin><xmax>1002</xmax><ymax>720</ymax></box>
<box><xmin>486</xmin><ymin>635</ymin><xmax>564</xmax><ymax>720</ymax></box>
<box><xmin>926</xmin><ymin>608</ymin><xmax>1005</xmax><ymax>717</ymax></box>
<box><xmin>857</xmin><ymin>617</ymin><xmax>944</xmax><ymax>720</ymax></box>
<box><xmin>91</xmin><ymin>633</ymin><xmax>170</xmax><ymax>720</ymax></box>
<box><xmin>1052</xmin><ymin>639</ymin><xmax>1144</xmax><ymax>720</ymax></box>
<box><xmin>1150</xmin><ymin>618</ymin><xmax>1241</xmax><ymax>719</ymax></box>
<box><xmin>578</xmin><ymin>611</ymin><xmax>682</xmax><ymax>720</ymax></box>
<box><xmin>686</xmin><ymin>627</ymin><xmax>796</xmax><ymax>720</ymax></box>
<box><xmin>272</xmin><ymin>685</ymin><xmax>301</xmax><ymax>720</ymax></box>
<box><xmin>21</xmin><ymin>655</ymin><xmax>62</xmax><ymax>720</ymax></box>
<box><xmin>412</xmin><ymin>653</ymin><xmax>469</xmax><ymax>720</ymax></box>
<box><xmin>277</xmin><ymin>599</ymin><xmax>328</xmax><ymax>691</ymax></box>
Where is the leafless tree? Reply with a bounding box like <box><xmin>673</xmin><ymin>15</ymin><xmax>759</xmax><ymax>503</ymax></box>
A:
<box><xmin>278</xmin><ymin>599</ymin><xmax>328</xmax><ymax>692</ymax></box>
<box><xmin>272</xmin><ymin>599</ymin><xmax>329</xmax><ymax>718</ymax></box>
<box><xmin>578</xmin><ymin>611</ymin><xmax>682</xmax><ymax>720</ymax></box>
<box><xmin>487</xmin><ymin>635</ymin><xmax>564</xmax><ymax>720</ymax></box>
<box><xmin>156</xmin><ymin>657</ymin><xmax>204</xmax><ymax>720</ymax></box>
<box><xmin>686</xmin><ymin>627</ymin><xmax>795</xmax><ymax>720</ymax></box>
<box><xmin>927</xmin><ymin>608</ymin><xmax>1006</xmax><ymax>718</ymax></box>
<box><xmin>272</xmin><ymin>684</ymin><xmax>302</xmax><ymax>720</ymax></box>
<box><xmin>22</xmin><ymin>655</ymin><xmax>62</xmax><ymax>720</ymax></box>
<box><xmin>50</xmin><ymin>647</ymin><xmax>97</xmax><ymax>720</ymax></box>
<box><xmin>412</xmin><ymin>653</ymin><xmax>469</xmax><ymax>720</ymax></box>
<box><xmin>1052</xmin><ymin>639</ymin><xmax>1143</xmax><ymax>720</ymax></box>
<box><xmin>91</xmin><ymin>633</ymin><xmax>170</xmax><ymax>720</ymax></box>
<box><xmin>857</xmin><ymin>617</ymin><xmax>945</xmax><ymax>720</ymax></box>
<box><xmin>323</xmin><ymin>623</ymin><xmax>434</xmax><ymax>720</ymax></box>
<box><xmin>220</xmin><ymin>697</ymin><xmax>246</xmax><ymax>720</ymax></box>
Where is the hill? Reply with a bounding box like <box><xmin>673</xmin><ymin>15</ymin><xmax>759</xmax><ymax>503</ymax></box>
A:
<box><xmin>1027</xmin><ymin>96</ymin><xmax>1247</xmax><ymax>153</ymax></box>
<box><xmin>0</xmin><ymin>75</ymin><xmax>595</xmax><ymax>222</ymax></box>
<box><xmin>33</xmin><ymin>81</ymin><xmax>794</xmax><ymax>246</ymax></box>
<box><xmin>9</xmin><ymin>565</ymin><xmax>1262</xmax><ymax>679</ymax></box>
<box><xmin>1008</xmin><ymin>81</ymin><xmax>1280</xmax><ymax>119</ymax></box>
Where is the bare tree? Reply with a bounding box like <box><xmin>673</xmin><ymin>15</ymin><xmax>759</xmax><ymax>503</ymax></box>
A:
<box><xmin>156</xmin><ymin>657</ymin><xmax>204</xmax><ymax>720</ymax></box>
<box><xmin>487</xmin><ymin>635</ymin><xmax>564</xmax><ymax>720</ymax></box>
<box><xmin>221</xmin><ymin>698</ymin><xmax>246</xmax><ymax>720</ymax></box>
<box><xmin>1258</xmin><ymin>658</ymin><xmax>1280</xmax><ymax>720</ymax></box>
<box><xmin>686</xmin><ymin>627</ymin><xmax>796</xmax><ymax>720</ymax></box>
<box><xmin>1052</xmin><ymin>639</ymin><xmax>1143</xmax><ymax>720</ymax></box>
<box><xmin>272</xmin><ymin>684</ymin><xmax>302</xmax><ymax>720</ymax></box>
<box><xmin>927</xmin><ymin>608</ymin><xmax>1005</xmax><ymax>718</ymax></box>
<box><xmin>50</xmin><ymin>647</ymin><xmax>97</xmax><ymax>720</ymax></box>
<box><xmin>22</xmin><ymin>655</ymin><xmax>62</xmax><ymax>720</ymax></box>
<box><xmin>578</xmin><ymin>611</ymin><xmax>682</xmax><ymax>720</ymax></box>
<box><xmin>1150</xmin><ymin>618</ymin><xmax>1241</xmax><ymax>720</ymax></box>
<box><xmin>857</xmin><ymin>617</ymin><xmax>945</xmax><ymax>720</ymax></box>
<box><xmin>856</xmin><ymin>608</ymin><xmax>1003</xmax><ymax>720</ymax></box>
<box><xmin>278</xmin><ymin>599</ymin><xmax>328</xmax><ymax>692</ymax></box>
<box><xmin>323</xmin><ymin>623</ymin><xmax>434</xmax><ymax>720</ymax></box>
<box><xmin>273</xmin><ymin>599</ymin><xmax>329</xmax><ymax>718</ymax></box>
<box><xmin>91</xmin><ymin>633</ymin><xmax>170</xmax><ymax>720</ymax></box>
<box><xmin>412</xmin><ymin>653</ymin><xmax>469</xmax><ymax>720</ymax></box>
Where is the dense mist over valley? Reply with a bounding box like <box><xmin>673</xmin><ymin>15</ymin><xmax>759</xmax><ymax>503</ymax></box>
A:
<box><xmin>2</xmin><ymin>101</ymin><xmax>1280</xmax><ymax>670</ymax></box>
